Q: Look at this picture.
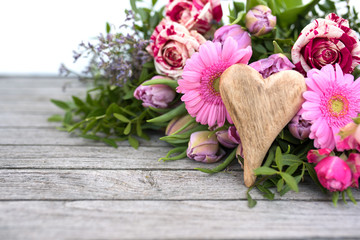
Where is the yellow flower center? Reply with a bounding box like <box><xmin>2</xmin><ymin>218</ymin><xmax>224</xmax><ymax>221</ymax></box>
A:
<box><xmin>327</xmin><ymin>94</ymin><xmax>349</xmax><ymax>117</ymax></box>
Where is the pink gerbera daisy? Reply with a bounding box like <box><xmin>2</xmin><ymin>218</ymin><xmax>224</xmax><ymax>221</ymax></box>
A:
<box><xmin>177</xmin><ymin>37</ymin><xmax>252</xmax><ymax>127</ymax></box>
<box><xmin>302</xmin><ymin>64</ymin><xmax>360</xmax><ymax>150</ymax></box>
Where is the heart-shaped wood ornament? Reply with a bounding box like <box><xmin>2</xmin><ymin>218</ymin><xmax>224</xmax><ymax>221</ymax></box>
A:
<box><xmin>219</xmin><ymin>64</ymin><xmax>306</xmax><ymax>187</ymax></box>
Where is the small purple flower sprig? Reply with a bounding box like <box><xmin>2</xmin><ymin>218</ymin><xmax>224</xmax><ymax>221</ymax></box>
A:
<box><xmin>60</xmin><ymin>10</ymin><xmax>152</xmax><ymax>86</ymax></box>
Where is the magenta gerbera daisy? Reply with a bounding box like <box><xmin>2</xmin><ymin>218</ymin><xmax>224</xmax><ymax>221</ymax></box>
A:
<box><xmin>177</xmin><ymin>37</ymin><xmax>252</xmax><ymax>127</ymax></box>
<box><xmin>302</xmin><ymin>64</ymin><xmax>360</xmax><ymax>150</ymax></box>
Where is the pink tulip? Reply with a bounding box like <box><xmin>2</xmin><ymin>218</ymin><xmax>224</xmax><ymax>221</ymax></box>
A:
<box><xmin>213</xmin><ymin>25</ymin><xmax>251</xmax><ymax>49</ymax></box>
<box><xmin>245</xmin><ymin>5</ymin><xmax>276</xmax><ymax>37</ymax></box>
<box><xmin>336</xmin><ymin>122</ymin><xmax>360</xmax><ymax>151</ymax></box>
<box><xmin>187</xmin><ymin>131</ymin><xmax>225</xmax><ymax>163</ymax></box>
<box><xmin>347</xmin><ymin>153</ymin><xmax>360</xmax><ymax>187</ymax></box>
<box><xmin>315</xmin><ymin>156</ymin><xmax>352</xmax><ymax>192</ymax></box>
<box><xmin>133</xmin><ymin>76</ymin><xmax>176</xmax><ymax>108</ymax></box>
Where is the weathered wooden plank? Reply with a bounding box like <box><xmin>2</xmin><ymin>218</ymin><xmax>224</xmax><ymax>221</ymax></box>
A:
<box><xmin>0</xmin><ymin>88</ymin><xmax>85</xmax><ymax>102</ymax></box>
<box><xmin>0</xmin><ymin>200</ymin><xmax>359</xmax><ymax>240</ymax></box>
<box><xmin>0</xmin><ymin>169</ymin><xmax>358</xmax><ymax>201</ymax></box>
<box><xmin>0</xmin><ymin>128</ymin><xmax>170</xmax><ymax>147</ymax></box>
<box><xmin>0</xmin><ymin>113</ymin><xmax>61</xmax><ymax>127</ymax></box>
<box><xmin>0</xmin><ymin>77</ymin><xmax>82</xmax><ymax>88</ymax></box>
<box><xmin>0</xmin><ymin>145</ymin><xmax>241</xmax><ymax>170</ymax></box>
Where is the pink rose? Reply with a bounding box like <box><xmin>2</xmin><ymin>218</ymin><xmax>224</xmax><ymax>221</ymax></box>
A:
<box><xmin>165</xmin><ymin>0</ymin><xmax>222</xmax><ymax>34</ymax></box>
<box><xmin>213</xmin><ymin>24</ymin><xmax>251</xmax><ymax>49</ymax></box>
<box><xmin>315</xmin><ymin>156</ymin><xmax>352</xmax><ymax>192</ymax></box>
<box><xmin>133</xmin><ymin>76</ymin><xmax>176</xmax><ymax>108</ymax></box>
<box><xmin>307</xmin><ymin>148</ymin><xmax>332</xmax><ymax>163</ymax></box>
<box><xmin>291</xmin><ymin>13</ymin><xmax>360</xmax><ymax>75</ymax></box>
<box><xmin>249</xmin><ymin>53</ymin><xmax>295</xmax><ymax>78</ymax></box>
<box><xmin>347</xmin><ymin>153</ymin><xmax>360</xmax><ymax>187</ymax></box>
<box><xmin>147</xmin><ymin>19</ymin><xmax>206</xmax><ymax>79</ymax></box>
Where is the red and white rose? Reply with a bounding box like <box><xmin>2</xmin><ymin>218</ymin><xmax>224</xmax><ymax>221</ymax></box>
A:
<box><xmin>291</xmin><ymin>13</ymin><xmax>360</xmax><ymax>74</ymax></box>
<box><xmin>165</xmin><ymin>0</ymin><xmax>222</xmax><ymax>34</ymax></box>
<box><xmin>147</xmin><ymin>19</ymin><xmax>206</xmax><ymax>79</ymax></box>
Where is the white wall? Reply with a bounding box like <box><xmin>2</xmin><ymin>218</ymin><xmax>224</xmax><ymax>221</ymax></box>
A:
<box><xmin>0</xmin><ymin>0</ymin><xmax>359</xmax><ymax>76</ymax></box>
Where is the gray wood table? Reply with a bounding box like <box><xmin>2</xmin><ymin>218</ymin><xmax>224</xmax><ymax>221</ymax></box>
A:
<box><xmin>1</xmin><ymin>76</ymin><xmax>360</xmax><ymax>240</ymax></box>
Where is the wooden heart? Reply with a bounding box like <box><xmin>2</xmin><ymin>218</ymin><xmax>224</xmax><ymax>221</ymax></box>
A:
<box><xmin>219</xmin><ymin>64</ymin><xmax>306</xmax><ymax>187</ymax></box>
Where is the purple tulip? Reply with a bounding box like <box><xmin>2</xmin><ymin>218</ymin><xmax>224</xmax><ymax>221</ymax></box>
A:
<box><xmin>288</xmin><ymin>109</ymin><xmax>311</xmax><ymax>140</ymax></box>
<box><xmin>216</xmin><ymin>126</ymin><xmax>241</xmax><ymax>149</ymax></box>
<box><xmin>213</xmin><ymin>25</ymin><xmax>251</xmax><ymax>49</ymax></box>
<box><xmin>165</xmin><ymin>114</ymin><xmax>197</xmax><ymax>135</ymax></box>
<box><xmin>315</xmin><ymin>156</ymin><xmax>352</xmax><ymax>192</ymax></box>
<box><xmin>187</xmin><ymin>131</ymin><xmax>225</xmax><ymax>163</ymax></box>
<box><xmin>134</xmin><ymin>76</ymin><xmax>176</xmax><ymax>108</ymax></box>
<box><xmin>245</xmin><ymin>5</ymin><xmax>276</xmax><ymax>37</ymax></box>
<box><xmin>250</xmin><ymin>53</ymin><xmax>295</xmax><ymax>79</ymax></box>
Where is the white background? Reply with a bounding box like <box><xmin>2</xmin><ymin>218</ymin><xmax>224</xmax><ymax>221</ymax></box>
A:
<box><xmin>0</xmin><ymin>0</ymin><xmax>359</xmax><ymax>76</ymax></box>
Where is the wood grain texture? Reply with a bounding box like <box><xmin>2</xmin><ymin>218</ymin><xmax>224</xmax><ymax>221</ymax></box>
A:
<box><xmin>0</xmin><ymin>128</ymin><xmax>170</xmax><ymax>147</ymax></box>
<box><xmin>0</xmin><ymin>169</ymin><xmax>358</xmax><ymax>201</ymax></box>
<box><xmin>1</xmin><ymin>200</ymin><xmax>359</xmax><ymax>240</ymax></box>
<box><xmin>0</xmin><ymin>145</ymin><xmax>241</xmax><ymax>170</ymax></box>
<box><xmin>2</xmin><ymin>76</ymin><xmax>360</xmax><ymax>240</ymax></box>
<box><xmin>220</xmin><ymin>64</ymin><xmax>306</xmax><ymax>187</ymax></box>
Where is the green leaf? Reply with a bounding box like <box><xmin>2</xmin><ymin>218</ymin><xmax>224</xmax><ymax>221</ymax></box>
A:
<box><xmin>152</xmin><ymin>0</ymin><xmax>157</xmax><ymax>6</ymax></box>
<box><xmin>277</xmin><ymin>0</ymin><xmax>320</xmax><ymax>28</ymax></box>
<box><xmin>280</xmin><ymin>172</ymin><xmax>299</xmax><ymax>192</ymax></box>
<box><xmin>67</xmin><ymin>121</ymin><xmax>83</xmax><ymax>132</ymax></box>
<box><xmin>346</xmin><ymin>188</ymin><xmax>357</xmax><ymax>205</ymax></box>
<box><xmin>159</xmin><ymin>147</ymin><xmax>187</xmax><ymax>161</ymax></box>
<box><xmin>256</xmin><ymin>185</ymin><xmax>275</xmax><ymax>200</ymax></box>
<box><xmin>72</xmin><ymin>96</ymin><xmax>85</xmax><ymax>108</ymax></box>
<box><xmin>277</xmin><ymin>178</ymin><xmax>284</xmax><ymax>192</ymax></box>
<box><xmin>130</xmin><ymin>0</ymin><xmax>137</xmax><ymax>13</ymax></box>
<box><xmin>102</xmin><ymin>138</ymin><xmax>118</xmax><ymax>148</ymax></box>
<box><xmin>124</xmin><ymin>122</ymin><xmax>132</xmax><ymax>135</ymax></box>
<box><xmin>305</xmin><ymin>163</ymin><xmax>326</xmax><ymax>193</ymax></box>
<box><xmin>247</xmin><ymin>192</ymin><xmax>257</xmax><ymax>208</ymax></box>
<box><xmin>147</xmin><ymin>103</ymin><xmax>187</xmax><ymax>123</ymax></box>
<box><xmin>47</xmin><ymin>114</ymin><xmax>63</xmax><ymax>122</ymax></box>
<box><xmin>253</xmin><ymin>44</ymin><xmax>267</xmax><ymax>54</ymax></box>
<box><xmin>253</xmin><ymin>166</ymin><xmax>278</xmax><ymax>176</ymax></box>
<box><xmin>275</xmin><ymin>147</ymin><xmax>283</xmax><ymax>172</ymax></box>
<box><xmin>246</xmin><ymin>0</ymin><xmax>268</xmax><ymax>11</ymax></box>
<box><xmin>114</xmin><ymin>113</ymin><xmax>130</xmax><ymax>123</ymax></box>
<box><xmin>264</xmin><ymin>145</ymin><xmax>276</xmax><ymax>167</ymax></box>
<box><xmin>332</xmin><ymin>192</ymin><xmax>339</xmax><ymax>207</ymax></box>
<box><xmin>141</xmin><ymin>78</ymin><xmax>178</xmax><ymax>90</ymax></box>
<box><xmin>273</xmin><ymin>40</ymin><xmax>284</xmax><ymax>54</ymax></box>
<box><xmin>128</xmin><ymin>135</ymin><xmax>139</xmax><ymax>149</ymax></box>
<box><xmin>285</xmin><ymin>163</ymin><xmax>301</xmax><ymax>175</ymax></box>
<box><xmin>51</xmin><ymin>99</ymin><xmax>70</xmax><ymax>110</ymax></box>
<box><xmin>64</xmin><ymin>111</ymin><xmax>73</xmax><ymax>124</ymax></box>
<box><xmin>82</xmin><ymin>119</ymin><xmax>98</xmax><ymax>134</ymax></box>
<box><xmin>106</xmin><ymin>22</ymin><xmax>111</xmax><ymax>33</ymax></box>
<box><xmin>195</xmin><ymin>148</ymin><xmax>237</xmax><ymax>174</ymax></box>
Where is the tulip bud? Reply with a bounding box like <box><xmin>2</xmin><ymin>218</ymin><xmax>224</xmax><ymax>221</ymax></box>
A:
<box><xmin>337</xmin><ymin>122</ymin><xmax>360</xmax><ymax>151</ymax></box>
<box><xmin>288</xmin><ymin>109</ymin><xmax>311</xmax><ymax>140</ymax></box>
<box><xmin>213</xmin><ymin>25</ymin><xmax>251</xmax><ymax>49</ymax></box>
<box><xmin>134</xmin><ymin>76</ymin><xmax>176</xmax><ymax>108</ymax></box>
<box><xmin>187</xmin><ymin>131</ymin><xmax>226</xmax><ymax>163</ymax></box>
<box><xmin>216</xmin><ymin>126</ymin><xmax>241</xmax><ymax>149</ymax></box>
<box><xmin>245</xmin><ymin>5</ymin><xmax>276</xmax><ymax>37</ymax></box>
<box><xmin>165</xmin><ymin>114</ymin><xmax>197</xmax><ymax>135</ymax></box>
<box><xmin>347</xmin><ymin>153</ymin><xmax>360</xmax><ymax>187</ymax></box>
<box><xmin>307</xmin><ymin>148</ymin><xmax>333</xmax><ymax>163</ymax></box>
<box><xmin>315</xmin><ymin>156</ymin><xmax>352</xmax><ymax>192</ymax></box>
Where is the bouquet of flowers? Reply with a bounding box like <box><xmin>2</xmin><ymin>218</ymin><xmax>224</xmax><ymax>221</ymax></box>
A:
<box><xmin>52</xmin><ymin>0</ymin><xmax>360</xmax><ymax>207</ymax></box>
